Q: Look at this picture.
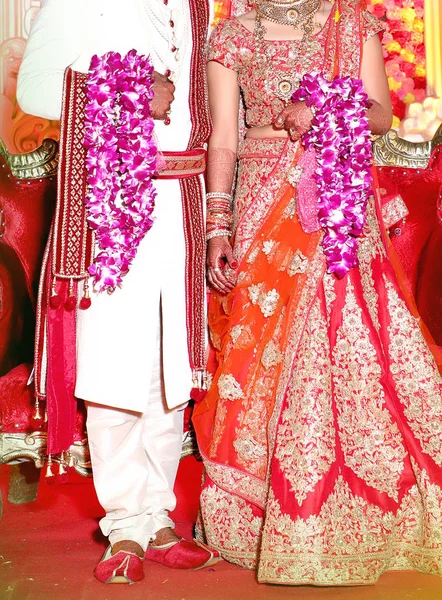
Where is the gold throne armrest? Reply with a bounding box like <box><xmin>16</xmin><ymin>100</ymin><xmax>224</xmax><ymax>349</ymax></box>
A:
<box><xmin>373</xmin><ymin>123</ymin><xmax>442</xmax><ymax>169</ymax></box>
<box><xmin>0</xmin><ymin>138</ymin><xmax>58</xmax><ymax>179</ymax></box>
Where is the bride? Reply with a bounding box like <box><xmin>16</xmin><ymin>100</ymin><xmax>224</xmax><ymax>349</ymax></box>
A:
<box><xmin>193</xmin><ymin>0</ymin><xmax>442</xmax><ymax>586</ymax></box>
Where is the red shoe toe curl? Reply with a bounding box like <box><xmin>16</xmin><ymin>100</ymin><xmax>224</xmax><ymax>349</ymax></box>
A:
<box><xmin>94</xmin><ymin>547</ymin><xmax>144</xmax><ymax>584</ymax></box>
<box><xmin>145</xmin><ymin>539</ymin><xmax>221</xmax><ymax>570</ymax></box>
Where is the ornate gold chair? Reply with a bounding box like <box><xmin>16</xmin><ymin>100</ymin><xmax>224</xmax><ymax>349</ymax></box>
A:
<box><xmin>374</xmin><ymin>125</ymin><xmax>442</xmax><ymax>347</ymax></box>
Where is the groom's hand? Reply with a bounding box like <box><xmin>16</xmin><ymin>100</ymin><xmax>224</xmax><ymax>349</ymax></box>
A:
<box><xmin>151</xmin><ymin>71</ymin><xmax>175</xmax><ymax>120</ymax></box>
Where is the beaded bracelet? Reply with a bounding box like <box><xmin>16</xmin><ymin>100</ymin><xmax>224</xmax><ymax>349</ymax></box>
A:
<box><xmin>207</xmin><ymin>199</ymin><xmax>232</xmax><ymax>212</ymax></box>
<box><xmin>206</xmin><ymin>229</ymin><xmax>233</xmax><ymax>241</ymax></box>
<box><xmin>206</xmin><ymin>192</ymin><xmax>233</xmax><ymax>202</ymax></box>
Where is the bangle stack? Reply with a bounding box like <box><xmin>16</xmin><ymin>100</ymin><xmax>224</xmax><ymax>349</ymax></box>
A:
<box><xmin>206</xmin><ymin>192</ymin><xmax>234</xmax><ymax>241</ymax></box>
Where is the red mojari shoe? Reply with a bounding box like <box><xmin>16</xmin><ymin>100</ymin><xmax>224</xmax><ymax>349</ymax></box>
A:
<box><xmin>94</xmin><ymin>546</ymin><xmax>144</xmax><ymax>584</ymax></box>
<box><xmin>145</xmin><ymin>539</ymin><xmax>221</xmax><ymax>570</ymax></box>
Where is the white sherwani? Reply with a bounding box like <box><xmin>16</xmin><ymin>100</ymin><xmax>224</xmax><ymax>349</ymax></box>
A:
<box><xmin>18</xmin><ymin>0</ymin><xmax>198</xmax><ymax>413</ymax></box>
<box><xmin>18</xmin><ymin>0</ymin><xmax>212</xmax><ymax>549</ymax></box>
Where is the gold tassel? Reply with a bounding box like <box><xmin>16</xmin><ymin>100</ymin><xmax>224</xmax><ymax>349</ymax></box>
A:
<box><xmin>57</xmin><ymin>452</ymin><xmax>67</xmax><ymax>476</ymax></box>
<box><xmin>68</xmin><ymin>453</ymin><xmax>76</xmax><ymax>468</ymax></box>
<box><xmin>33</xmin><ymin>399</ymin><xmax>42</xmax><ymax>420</ymax></box>
<box><xmin>192</xmin><ymin>370</ymin><xmax>198</xmax><ymax>388</ymax></box>
<box><xmin>45</xmin><ymin>455</ymin><xmax>54</xmax><ymax>478</ymax></box>
<box><xmin>44</xmin><ymin>410</ymin><xmax>48</xmax><ymax>423</ymax></box>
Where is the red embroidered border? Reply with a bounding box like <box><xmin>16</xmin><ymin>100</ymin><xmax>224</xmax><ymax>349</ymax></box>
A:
<box><xmin>182</xmin><ymin>0</ymin><xmax>211</xmax><ymax>374</ymax></box>
<box><xmin>52</xmin><ymin>69</ymin><xmax>94</xmax><ymax>280</ymax></box>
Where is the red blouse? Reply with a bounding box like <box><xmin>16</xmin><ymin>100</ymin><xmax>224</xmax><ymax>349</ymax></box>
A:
<box><xmin>207</xmin><ymin>9</ymin><xmax>384</xmax><ymax>128</ymax></box>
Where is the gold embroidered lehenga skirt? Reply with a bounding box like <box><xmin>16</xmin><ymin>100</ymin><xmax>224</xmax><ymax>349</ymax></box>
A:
<box><xmin>193</xmin><ymin>138</ymin><xmax>442</xmax><ymax>586</ymax></box>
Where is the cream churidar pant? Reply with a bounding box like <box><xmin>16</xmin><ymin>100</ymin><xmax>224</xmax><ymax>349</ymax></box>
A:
<box><xmin>76</xmin><ymin>177</ymin><xmax>191</xmax><ymax>548</ymax></box>
<box><xmin>86</xmin><ymin>321</ymin><xmax>185</xmax><ymax>550</ymax></box>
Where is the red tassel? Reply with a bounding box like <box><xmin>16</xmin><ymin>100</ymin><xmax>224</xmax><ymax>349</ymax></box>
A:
<box><xmin>190</xmin><ymin>387</ymin><xmax>206</xmax><ymax>403</ymax></box>
<box><xmin>79</xmin><ymin>297</ymin><xmax>91</xmax><ymax>310</ymax></box>
<box><xmin>65</xmin><ymin>279</ymin><xmax>76</xmax><ymax>311</ymax></box>
<box><xmin>64</xmin><ymin>295</ymin><xmax>77</xmax><ymax>311</ymax></box>
<box><xmin>57</xmin><ymin>460</ymin><xmax>69</xmax><ymax>484</ymax></box>
<box><xmin>50</xmin><ymin>295</ymin><xmax>62</xmax><ymax>309</ymax></box>
<box><xmin>79</xmin><ymin>278</ymin><xmax>91</xmax><ymax>310</ymax></box>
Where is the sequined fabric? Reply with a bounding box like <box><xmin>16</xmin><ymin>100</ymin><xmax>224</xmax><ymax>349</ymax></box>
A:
<box><xmin>194</xmin><ymin>2</ymin><xmax>442</xmax><ymax>588</ymax></box>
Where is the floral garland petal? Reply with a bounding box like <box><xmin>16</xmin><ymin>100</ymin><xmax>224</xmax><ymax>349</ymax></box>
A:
<box><xmin>84</xmin><ymin>50</ymin><xmax>157</xmax><ymax>293</ymax></box>
<box><xmin>293</xmin><ymin>72</ymin><xmax>373</xmax><ymax>279</ymax></box>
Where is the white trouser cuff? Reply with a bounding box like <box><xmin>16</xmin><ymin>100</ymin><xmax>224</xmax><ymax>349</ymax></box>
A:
<box><xmin>107</xmin><ymin>512</ymin><xmax>175</xmax><ymax>552</ymax></box>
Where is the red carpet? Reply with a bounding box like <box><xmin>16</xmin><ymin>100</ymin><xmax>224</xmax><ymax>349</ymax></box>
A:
<box><xmin>1</xmin><ymin>457</ymin><xmax>442</xmax><ymax>600</ymax></box>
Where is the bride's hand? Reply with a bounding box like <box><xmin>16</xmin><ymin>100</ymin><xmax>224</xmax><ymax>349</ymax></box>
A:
<box><xmin>274</xmin><ymin>101</ymin><xmax>314</xmax><ymax>141</ymax></box>
<box><xmin>207</xmin><ymin>236</ymin><xmax>237</xmax><ymax>295</ymax></box>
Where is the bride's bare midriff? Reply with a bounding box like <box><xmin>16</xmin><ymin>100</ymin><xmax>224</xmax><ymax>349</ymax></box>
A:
<box><xmin>246</xmin><ymin>124</ymin><xmax>289</xmax><ymax>139</ymax></box>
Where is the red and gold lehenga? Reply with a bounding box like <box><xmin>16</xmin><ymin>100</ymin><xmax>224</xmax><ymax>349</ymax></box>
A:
<box><xmin>193</xmin><ymin>2</ymin><xmax>442</xmax><ymax>587</ymax></box>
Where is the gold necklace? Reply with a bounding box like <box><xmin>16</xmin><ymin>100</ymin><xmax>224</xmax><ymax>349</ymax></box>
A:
<box><xmin>255</xmin><ymin>0</ymin><xmax>321</xmax><ymax>38</ymax></box>
<box><xmin>253</xmin><ymin>3</ymin><xmax>323</xmax><ymax>103</ymax></box>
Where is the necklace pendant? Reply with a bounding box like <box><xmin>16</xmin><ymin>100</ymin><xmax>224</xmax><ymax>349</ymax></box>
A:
<box><xmin>277</xmin><ymin>78</ymin><xmax>294</xmax><ymax>101</ymax></box>
<box><xmin>286</xmin><ymin>9</ymin><xmax>299</xmax><ymax>25</ymax></box>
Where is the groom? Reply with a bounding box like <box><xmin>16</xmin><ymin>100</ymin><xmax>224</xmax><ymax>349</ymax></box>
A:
<box><xmin>18</xmin><ymin>0</ymin><xmax>217</xmax><ymax>584</ymax></box>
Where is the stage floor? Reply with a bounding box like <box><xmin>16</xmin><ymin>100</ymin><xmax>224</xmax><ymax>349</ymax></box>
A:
<box><xmin>1</xmin><ymin>458</ymin><xmax>442</xmax><ymax>600</ymax></box>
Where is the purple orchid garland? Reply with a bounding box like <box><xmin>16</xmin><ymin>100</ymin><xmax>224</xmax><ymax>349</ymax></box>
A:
<box><xmin>292</xmin><ymin>72</ymin><xmax>373</xmax><ymax>279</ymax></box>
<box><xmin>84</xmin><ymin>50</ymin><xmax>158</xmax><ymax>293</ymax></box>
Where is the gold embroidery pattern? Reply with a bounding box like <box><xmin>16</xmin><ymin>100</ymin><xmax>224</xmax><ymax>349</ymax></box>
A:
<box><xmin>282</xmin><ymin>197</ymin><xmax>297</xmax><ymax>220</ymax></box>
<box><xmin>203</xmin><ymin>459</ymin><xmax>266</xmax><ymax>508</ymax></box>
<box><xmin>230</xmin><ymin>325</ymin><xmax>243</xmax><ymax>345</ymax></box>
<box><xmin>258</xmin><ymin>471</ymin><xmax>442</xmax><ymax>585</ymax></box>
<box><xmin>259</xmin><ymin>478</ymin><xmax>396</xmax><ymax>585</ymax></box>
<box><xmin>218</xmin><ymin>374</ymin><xmax>245</xmax><ymax>401</ymax></box>
<box><xmin>233</xmin><ymin>310</ymin><xmax>286</xmax><ymax>477</ymax></box>
<box><xmin>200</xmin><ymin>468</ymin><xmax>442</xmax><ymax>584</ymax></box>
<box><xmin>209</xmin><ymin>329</ymin><xmax>222</xmax><ymax>351</ymax></box>
<box><xmin>286</xmin><ymin>249</ymin><xmax>309</xmax><ymax>277</ymax></box>
<box><xmin>246</xmin><ymin>245</ymin><xmax>261</xmax><ymax>264</ymax></box>
<box><xmin>274</xmin><ymin>299</ymin><xmax>335</xmax><ymax>504</ymax></box>
<box><xmin>234</xmin><ymin>388</ymin><xmax>269</xmax><ymax>473</ymax></box>
<box><xmin>382</xmin><ymin>194</ymin><xmax>409</xmax><ymax>229</ymax></box>
<box><xmin>267</xmin><ymin>247</ymin><xmax>326</xmax><ymax>463</ymax></box>
<box><xmin>357</xmin><ymin>197</ymin><xmax>386</xmax><ymax>332</ymax></box>
<box><xmin>332</xmin><ymin>282</ymin><xmax>406</xmax><ymax>500</ymax></box>
<box><xmin>262</xmin><ymin>239</ymin><xmax>276</xmax><ymax>255</ymax></box>
<box><xmin>248</xmin><ymin>283</ymin><xmax>263</xmax><ymax>305</ymax></box>
<box><xmin>208</xmin><ymin>399</ymin><xmax>228</xmax><ymax>458</ymax></box>
<box><xmin>261</xmin><ymin>340</ymin><xmax>283</xmax><ymax>370</ymax></box>
<box><xmin>262</xmin><ymin>239</ymin><xmax>280</xmax><ymax>262</ymax></box>
<box><xmin>258</xmin><ymin>289</ymin><xmax>280</xmax><ymax>318</ymax></box>
<box><xmin>322</xmin><ymin>272</ymin><xmax>337</xmax><ymax>320</ymax></box>
<box><xmin>287</xmin><ymin>165</ymin><xmax>303</xmax><ymax>186</ymax></box>
<box><xmin>234</xmin><ymin>140</ymin><xmax>295</xmax><ymax>264</ymax></box>
<box><xmin>200</xmin><ymin>482</ymin><xmax>261</xmax><ymax>569</ymax></box>
<box><xmin>389</xmin><ymin>458</ymin><xmax>442</xmax><ymax>574</ymax></box>
<box><xmin>386</xmin><ymin>278</ymin><xmax>442</xmax><ymax>465</ymax></box>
